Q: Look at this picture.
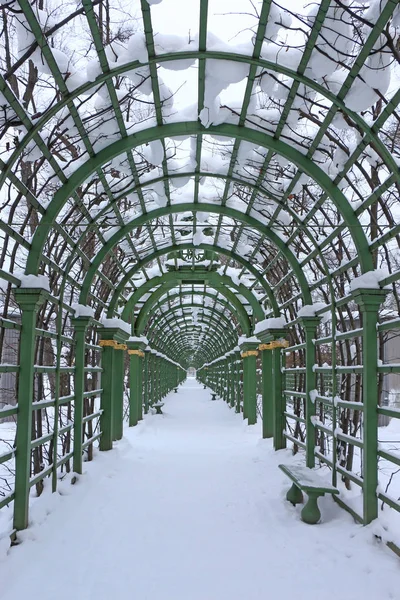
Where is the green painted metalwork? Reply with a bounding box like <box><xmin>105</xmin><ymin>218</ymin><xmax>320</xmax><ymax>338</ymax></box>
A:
<box><xmin>81</xmin><ymin>212</ymin><xmax>309</xmax><ymax>311</ymax></box>
<box><xmin>98</xmin><ymin>327</ymin><xmax>128</xmax><ymax>448</ymax></box>
<box><xmin>239</xmin><ymin>342</ymin><xmax>259</xmax><ymax>426</ymax></box>
<box><xmin>353</xmin><ymin>289</ymin><xmax>389</xmax><ymax>524</ymax></box>
<box><xmin>260</xmin><ymin>347</ymin><xmax>273</xmax><ymax>439</ymax></box>
<box><xmin>120</xmin><ymin>269</ymin><xmax>265</xmax><ymax>324</ymax></box>
<box><xmin>27</xmin><ymin>123</ymin><xmax>373</xmax><ymax>277</ymax></box>
<box><xmin>299</xmin><ymin>317</ymin><xmax>321</xmax><ymax>469</ymax></box>
<box><xmin>1</xmin><ymin>0</ymin><xmax>400</xmax><ymax>542</ymax></box>
<box><xmin>71</xmin><ymin>316</ymin><xmax>92</xmax><ymax>474</ymax></box>
<box><xmin>135</xmin><ymin>290</ymin><xmax>249</xmax><ymax>335</ymax></box>
<box><xmin>108</xmin><ymin>242</ymin><xmax>276</xmax><ymax>319</ymax></box>
<box><xmin>12</xmin><ymin>288</ymin><xmax>47</xmax><ymax>530</ymax></box>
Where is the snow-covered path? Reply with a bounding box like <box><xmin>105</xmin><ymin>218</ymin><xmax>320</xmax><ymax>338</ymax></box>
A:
<box><xmin>0</xmin><ymin>380</ymin><xmax>399</xmax><ymax>600</ymax></box>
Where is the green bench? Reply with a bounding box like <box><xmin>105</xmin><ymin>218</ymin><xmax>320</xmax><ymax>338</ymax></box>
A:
<box><xmin>153</xmin><ymin>403</ymin><xmax>164</xmax><ymax>414</ymax></box>
<box><xmin>279</xmin><ymin>464</ymin><xmax>339</xmax><ymax>524</ymax></box>
<box><xmin>211</xmin><ymin>393</ymin><xmax>217</xmax><ymax>401</ymax></box>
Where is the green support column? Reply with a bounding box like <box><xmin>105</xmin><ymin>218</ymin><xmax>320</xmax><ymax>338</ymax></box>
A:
<box><xmin>242</xmin><ymin>355</ymin><xmax>248</xmax><ymax>419</ymax></box>
<box><xmin>159</xmin><ymin>358</ymin><xmax>163</xmax><ymax>399</ymax></box>
<box><xmin>113</xmin><ymin>343</ymin><xmax>127</xmax><ymax>440</ymax></box>
<box><xmin>230</xmin><ymin>355</ymin><xmax>235</xmax><ymax>408</ymax></box>
<box><xmin>299</xmin><ymin>317</ymin><xmax>321</xmax><ymax>468</ymax></box>
<box><xmin>162</xmin><ymin>360</ymin><xmax>167</xmax><ymax>397</ymax></box>
<box><xmin>153</xmin><ymin>353</ymin><xmax>158</xmax><ymax>403</ymax></box>
<box><xmin>127</xmin><ymin>339</ymin><xmax>146</xmax><ymax>426</ymax></box>
<box><xmin>272</xmin><ymin>343</ymin><xmax>285</xmax><ymax>450</ymax></box>
<box><xmin>260</xmin><ymin>344</ymin><xmax>273</xmax><ymax>438</ymax></box>
<box><xmin>257</xmin><ymin>327</ymin><xmax>288</xmax><ymax>444</ymax></box>
<box><xmin>239</xmin><ymin>341</ymin><xmax>259</xmax><ymax>426</ymax></box>
<box><xmin>144</xmin><ymin>348</ymin><xmax>150</xmax><ymax>414</ymax></box>
<box><xmin>156</xmin><ymin>355</ymin><xmax>161</xmax><ymax>402</ymax></box>
<box><xmin>234</xmin><ymin>350</ymin><xmax>241</xmax><ymax>413</ymax></box>
<box><xmin>157</xmin><ymin>356</ymin><xmax>162</xmax><ymax>402</ymax></box>
<box><xmin>99</xmin><ymin>341</ymin><xmax>115</xmax><ymax>450</ymax></box>
<box><xmin>224</xmin><ymin>358</ymin><xmax>229</xmax><ymax>402</ymax></box>
<box><xmin>138</xmin><ymin>356</ymin><xmax>144</xmax><ymax>421</ymax></box>
<box><xmin>353</xmin><ymin>288</ymin><xmax>388</xmax><ymax>524</ymax></box>
<box><xmin>148</xmin><ymin>352</ymin><xmax>153</xmax><ymax>407</ymax></box>
<box><xmin>12</xmin><ymin>287</ymin><xmax>47</xmax><ymax>531</ymax></box>
<box><xmin>71</xmin><ymin>315</ymin><xmax>92</xmax><ymax>474</ymax></box>
<box><xmin>99</xmin><ymin>326</ymin><xmax>129</xmax><ymax>450</ymax></box>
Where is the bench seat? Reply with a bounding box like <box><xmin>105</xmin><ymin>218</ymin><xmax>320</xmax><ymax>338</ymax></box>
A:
<box><xmin>279</xmin><ymin>464</ymin><xmax>339</xmax><ymax>524</ymax></box>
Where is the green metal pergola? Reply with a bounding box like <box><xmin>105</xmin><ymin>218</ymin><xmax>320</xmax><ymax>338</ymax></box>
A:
<box><xmin>1</xmin><ymin>0</ymin><xmax>400</xmax><ymax>544</ymax></box>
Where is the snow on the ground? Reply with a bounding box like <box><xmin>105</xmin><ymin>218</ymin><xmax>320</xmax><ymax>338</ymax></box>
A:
<box><xmin>0</xmin><ymin>380</ymin><xmax>399</xmax><ymax>600</ymax></box>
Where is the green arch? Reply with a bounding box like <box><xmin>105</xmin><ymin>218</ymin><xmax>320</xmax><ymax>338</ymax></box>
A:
<box><xmin>155</xmin><ymin>327</ymin><xmax>223</xmax><ymax>363</ymax></box>
<box><xmin>157</xmin><ymin>327</ymin><xmax>235</xmax><ymax>363</ymax></box>
<box><xmin>120</xmin><ymin>270</ymin><xmax>264</xmax><ymax>326</ymax></box>
<box><xmin>27</xmin><ymin>123</ymin><xmax>373</xmax><ymax>275</ymax></box>
<box><xmin>135</xmin><ymin>288</ymin><xmax>251</xmax><ymax>336</ymax></box>
<box><xmin>137</xmin><ymin>292</ymin><xmax>248</xmax><ymax>336</ymax></box>
<box><xmin>160</xmin><ymin>325</ymin><xmax>232</xmax><ymax>362</ymax></box>
<box><xmin>78</xmin><ymin>204</ymin><xmax>311</xmax><ymax>308</ymax></box>
<box><xmin>145</xmin><ymin>306</ymin><xmax>237</xmax><ymax>343</ymax></box>
<box><xmin>152</xmin><ymin>314</ymin><xmax>237</xmax><ymax>354</ymax></box>
<box><xmin>106</xmin><ymin>242</ymin><xmax>282</xmax><ymax>319</ymax></box>
<box><xmin>4</xmin><ymin>43</ymin><xmax>398</xmax><ymax>187</ymax></box>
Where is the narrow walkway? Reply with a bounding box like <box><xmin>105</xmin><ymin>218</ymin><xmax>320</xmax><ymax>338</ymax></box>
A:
<box><xmin>0</xmin><ymin>380</ymin><xmax>398</xmax><ymax>599</ymax></box>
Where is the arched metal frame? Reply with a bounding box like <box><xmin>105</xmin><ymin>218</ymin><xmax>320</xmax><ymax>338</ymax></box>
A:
<box><xmin>1</xmin><ymin>0</ymin><xmax>400</xmax><ymax>537</ymax></box>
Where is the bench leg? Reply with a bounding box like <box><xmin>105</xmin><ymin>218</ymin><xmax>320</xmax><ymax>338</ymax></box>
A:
<box><xmin>286</xmin><ymin>483</ymin><xmax>303</xmax><ymax>506</ymax></box>
<box><xmin>301</xmin><ymin>492</ymin><xmax>322</xmax><ymax>524</ymax></box>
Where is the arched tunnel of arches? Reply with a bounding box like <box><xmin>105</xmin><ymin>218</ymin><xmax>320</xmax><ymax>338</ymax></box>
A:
<box><xmin>0</xmin><ymin>0</ymin><xmax>400</xmax><ymax>553</ymax></box>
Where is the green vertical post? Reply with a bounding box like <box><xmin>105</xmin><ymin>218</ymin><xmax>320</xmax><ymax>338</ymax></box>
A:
<box><xmin>138</xmin><ymin>354</ymin><xmax>144</xmax><ymax>421</ymax></box>
<box><xmin>299</xmin><ymin>317</ymin><xmax>320</xmax><ymax>468</ymax></box>
<box><xmin>230</xmin><ymin>356</ymin><xmax>235</xmax><ymax>408</ymax></box>
<box><xmin>159</xmin><ymin>358</ymin><xmax>163</xmax><ymax>399</ymax></box>
<box><xmin>234</xmin><ymin>350</ymin><xmax>241</xmax><ymax>413</ymax></box>
<box><xmin>353</xmin><ymin>288</ymin><xmax>388</xmax><ymax>524</ymax></box>
<box><xmin>99</xmin><ymin>341</ymin><xmax>115</xmax><ymax>450</ymax></box>
<box><xmin>242</xmin><ymin>356</ymin><xmax>248</xmax><ymax>418</ymax></box>
<box><xmin>12</xmin><ymin>287</ymin><xmax>47</xmax><ymax>531</ymax></box>
<box><xmin>239</xmin><ymin>341</ymin><xmax>259</xmax><ymax>426</ymax></box>
<box><xmin>99</xmin><ymin>326</ymin><xmax>128</xmax><ymax>450</ymax></box>
<box><xmin>154</xmin><ymin>353</ymin><xmax>158</xmax><ymax>403</ymax></box>
<box><xmin>162</xmin><ymin>360</ymin><xmax>166</xmax><ymax>398</ymax></box>
<box><xmin>156</xmin><ymin>355</ymin><xmax>160</xmax><ymax>402</ymax></box>
<box><xmin>222</xmin><ymin>360</ymin><xmax>225</xmax><ymax>400</ymax></box>
<box><xmin>129</xmin><ymin>351</ymin><xmax>139</xmax><ymax>427</ymax></box>
<box><xmin>260</xmin><ymin>345</ymin><xmax>273</xmax><ymax>438</ymax></box>
<box><xmin>113</xmin><ymin>343</ymin><xmax>126</xmax><ymax>440</ymax></box>
<box><xmin>144</xmin><ymin>348</ymin><xmax>150</xmax><ymax>414</ymax></box>
<box><xmin>71</xmin><ymin>315</ymin><xmax>92</xmax><ymax>474</ymax></box>
<box><xmin>127</xmin><ymin>340</ymin><xmax>146</xmax><ymax>426</ymax></box>
<box><xmin>224</xmin><ymin>358</ymin><xmax>228</xmax><ymax>402</ymax></box>
<box><xmin>272</xmin><ymin>343</ymin><xmax>285</xmax><ymax>451</ymax></box>
<box><xmin>148</xmin><ymin>352</ymin><xmax>153</xmax><ymax>407</ymax></box>
<box><xmin>257</xmin><ymin>327</ymin><xmax>288</xmax><ymax>447</ymax></box>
